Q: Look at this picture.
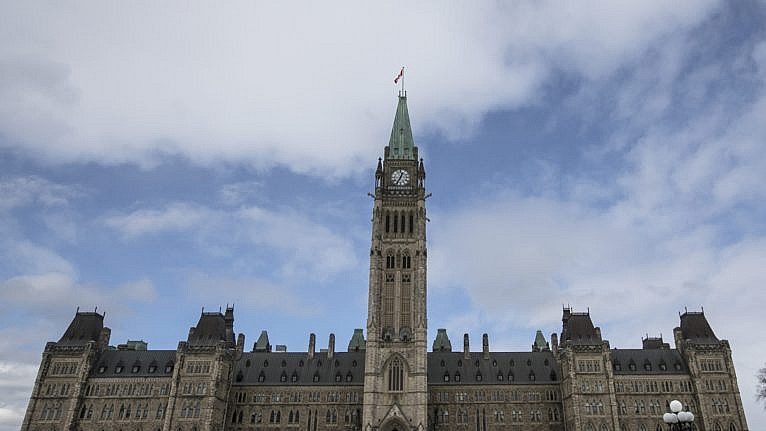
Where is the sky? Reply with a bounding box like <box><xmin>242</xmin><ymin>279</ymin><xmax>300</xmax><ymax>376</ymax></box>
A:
<box><xmin>1</xmin><ymin>1</ymin><xmax>765</xmax><ymax>429</ymax></box>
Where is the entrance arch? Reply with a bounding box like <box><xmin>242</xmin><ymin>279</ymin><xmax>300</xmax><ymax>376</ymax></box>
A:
<box><xmin>380</xmin><ymin>417</ymin><xmax>409</xmax><ymax>431</ymax></box>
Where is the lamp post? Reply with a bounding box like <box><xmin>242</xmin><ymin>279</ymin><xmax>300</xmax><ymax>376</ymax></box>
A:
<box><xmin>662</xmin><ymin>400</ymin><xmax>695</xmax><ymax>430</ymax></box>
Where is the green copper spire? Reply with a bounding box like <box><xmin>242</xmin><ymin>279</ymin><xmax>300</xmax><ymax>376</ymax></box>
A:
<box><xmin>532</xmin><ymin>330</ymin><xmax>550</xmax><ymax>352</ymax></box>
<box><xmin>254</xmin><ymin>330</ymin><xmax>271</xmax><ymax>352</ymax></box>
<box><xmin>347</xmin><ymin>328</ymin><xmax>366</xmax><ymax>352</ymax></box>
<box><xmin>386</xmin><ymin>94</ymin><xmax>417</xmax><ymax>160</ymax></box>
<box><xmin>432</xmin><ymin>328</ymin><xmax>452</xmax><ymax>352</ymax></box>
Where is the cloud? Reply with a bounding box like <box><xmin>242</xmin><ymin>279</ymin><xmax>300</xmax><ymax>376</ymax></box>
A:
<box><xmin>0</xmin><ymin>1</ymin><xmax>722</xmax><ymax>176</ymax></box>
<box><xmin>104</xmin><ymin>203</ymin><xmax>214</xmax><ymax>239</ymax></box>
<box><xmin>103</xmin><ymin>201</ymin><xmax>358</xmax><ymax>280</ymax></box>
<box><xmin>0</xmin><ymin>361</ymin><xmax>37</xmax><ymax>428</ymax></box>
<box><xmin>184</xmin><ymin>272</ymin><xmax>317</xmax><ymax>317</ymax></box>
<box><xmin>0</xmin><ymin>176</ymin><xmax>81</xmax><ymax>212</ymax></box>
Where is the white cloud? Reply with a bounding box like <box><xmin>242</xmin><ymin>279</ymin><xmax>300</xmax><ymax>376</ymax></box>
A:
<box><xmin>0</xmin><ymin>1</ymin><xmax>722</xmax><ymax>176</ymax></box>
<box><xmin>104</xmin><ymin>203</ymin><xmax>214</xmax><ymax>239</ymax></box>
<box><xmin>103</xmin><ymin>201</ymin><xmax>358</xmax><ymax>280</ymax></box>
<box><xmin>0</xmin><ymin>176</ymin><xmax>80</xmax><ymax>212</ymax></box>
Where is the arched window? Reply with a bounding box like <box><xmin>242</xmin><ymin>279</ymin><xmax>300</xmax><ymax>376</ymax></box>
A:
<box><xmin>385</xmin><ymin>213</ymin><xmax>390</xmax><ymax>233</ymax></box>
<box><xmin>393</xmin><ymin>213</ymin><xmax>398</xmax><ymax>233</ymax></box>
<box><xmin>409</xmin><ymin>212</ymin><xmax>414</xmax><ymax>234</ymax></box>
<box><xmin>388</xmin><ymin>358</ymin><xmax>404</xmax><ymax>391</ymax></box>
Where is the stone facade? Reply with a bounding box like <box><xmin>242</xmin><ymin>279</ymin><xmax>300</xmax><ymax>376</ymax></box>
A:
<box><xmin>22</xmin><ymin>94</ymin><xmax>749</xmax><ymax>431</ymax></box>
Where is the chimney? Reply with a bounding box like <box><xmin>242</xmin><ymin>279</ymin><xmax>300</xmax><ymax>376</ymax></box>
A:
<box><xmin>551</xmin><ymin>333</ymin><xmax>558</xmax><ymax>356</ymax></box>
<box><xmin>594</xmin><ymin>327</ymin><xmax>602</xmax><ymax>340</ymax></box>
<box><xmin>328</xmin><ymin>333</ymin><xmax>335</xmax><ymax>359</ymax></box>
<box><xmin>224</xmin><ymin>306</ymin><xmax>235</xmax><ymax>345</ymax></box>
<box><xmin>482</xmin><ymin>333</ymin><xmax>490</xmax><ymax>359</ymax></box>
<box><xmin>99</xmin><ymin>327</ymin><xmax>111</xmax><ymax>350</ymax></box>
<box><xmin>463</xmin><ymin>333</ymin><xmax>470</xmax><ymax>359</ymax></box>
<box><xmin>308</xmin><ymin>333</ymin><xmax>316</xmax><ymax>360</ymax></box>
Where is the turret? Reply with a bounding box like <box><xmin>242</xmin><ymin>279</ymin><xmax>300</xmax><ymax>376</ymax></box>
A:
<box><xmin>482</xmin><ymin>333</ymin><xmax>490</xmax><ymax>359</ymax></box>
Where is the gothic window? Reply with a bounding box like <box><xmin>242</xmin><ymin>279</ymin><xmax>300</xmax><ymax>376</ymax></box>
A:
<box><xmin>400</xmin><ymin>212</ymin><xmax>405</xmax><ymax>232</ymax></box>
<box><xmin>393</xmin><ymin>214</ymin><xmax>398</xmax><ymax>233</ymax></box>
<box><xmin>389</xmin><ymin>358</ymin><xmax>404</xmax><ymax>391</ymax></box>
<box><xmin>409</xmin><ymin>212</ymin><xmax>414</xmax><ymax>234</ymax></box>
<box><xmin>385</xmin><ymin>213</ymin><xmax>390</xmax><ymax>233</ymax></box>
<box><xmin>386</xmin><ymin>254</ymin><xmax>395</xmax><ymax>269</ymax></box>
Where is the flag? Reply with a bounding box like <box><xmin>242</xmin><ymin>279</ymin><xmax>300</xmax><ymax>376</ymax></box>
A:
<box><xmin>394</xmin><ymin>67</ymin><xmax>404</xmax><ymax>84</ymax></box>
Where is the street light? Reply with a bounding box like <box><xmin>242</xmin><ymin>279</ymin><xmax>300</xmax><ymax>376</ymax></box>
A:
<box><xmin>662</xmin><ymin>400</ymin><xmax>695</xmax><ymax>430</ymax></box>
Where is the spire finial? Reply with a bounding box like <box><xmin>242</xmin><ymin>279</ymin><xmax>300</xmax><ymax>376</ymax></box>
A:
<box><xmin>394</xmin><ymin>66</ymin><xmax>405</xmax><ymax>96</ymax></box>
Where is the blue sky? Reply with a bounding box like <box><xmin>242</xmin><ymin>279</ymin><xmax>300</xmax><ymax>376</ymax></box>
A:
<box><xmin>1</xmin><ymin>1</ymin><xmax>766</xmax><ymax>429</ymax></box>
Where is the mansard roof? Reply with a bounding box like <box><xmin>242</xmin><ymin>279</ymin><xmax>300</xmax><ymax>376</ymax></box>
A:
<box><xmin>58</xmin><ymin>311</ymin><xmax>104</xmax><ymax>346</ymax></box>
<box><xmin>89</xmin><ymin>350</ymin><xmax>176</xmax><ymax>378</ymax></box>
<box><xmin>427</xmin><ymin>351</ymin><xmax>560</xmax><ymax>385</ymax></box>
<box><xmin>561</xmin><ymin>310</ymin><xmax>602</xmax><ymax>346</ymax></box>
<box><xmin>679</xmin><ymin>311</ymin><xmax>719</xmax><ymax>344</ymax></box>
<box><xmin>232</xmin><ymin>352</ymin><xmax>365</xmax><ymax>386</ymax></box>
<box><xmin>188</xmin><ymin>311</ymin><xmax>232</xmax><ymax>346</ymax></box>
<box><xmin>611</xmin><ymin>348</ymin><xmax>688</xmax><ymax>375</ymax></box>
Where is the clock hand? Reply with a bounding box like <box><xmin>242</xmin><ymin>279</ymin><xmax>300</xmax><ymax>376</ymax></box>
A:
<box><xmin>396</xmin><ymin>172</ymin><xmax>403</xmax><ymax>184</ymax></box>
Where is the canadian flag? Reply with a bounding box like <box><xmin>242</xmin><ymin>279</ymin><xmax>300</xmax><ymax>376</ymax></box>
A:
<box><xmin>394</xmin><ymin>67</ymin><xmax>404</xmax><ymax>84</ymax></box>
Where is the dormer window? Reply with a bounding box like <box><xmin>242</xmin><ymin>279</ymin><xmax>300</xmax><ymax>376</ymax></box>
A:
<box><xmin>148</xmin><ymin>365</ymin><xmax>157</xmax><ymax>373</ymax></box>
<box><xmin>629</xmin><ymin>362</ymin><xmax>636</xmax><ymax>371</ymax></box>
<box><xmin>165</xmin><ymin>363</ymin><xmax>174</xmax><ymax>373</ymax></box>
<box><xmin>280</xmin><ymin>371</ymin><xmax>287</xmax><ymax>382</ymax></box>
<box><xmin>529</xmin><ymin>372</ymin><xmax>536</xmax><ymax>382</ymax></box>
<box><xmin>97</xmin><ymin>365</ymin><xmax>107</xmax><ymax>374</ymax></box>
<box><xmin>443</xmin><ymin>373</ymin><xmax>450</xmax><ymax>382</ymax></box>
<box><xmin>313</xmin><ymin>372</ymin><xmax>320</xmax><ymax>382</ymax></box>
<box><xmin>475</xmin><ymin>373</ymin><xmax>482</xmax><ymax>382</ymax></box>
<box><xmin>258</xmin><ymin>372</ymin><xmax>266</xmax><ymax>383</ymax></box>
<box><xmin>131</xmin><ymin>365</ymin><xmax>140</xmax><ymax>373</ymax></box>
<box><xmin>335</xmin><ymin>373</ymin><xmax>342</xmax><ymax>382</ymax></box>
<box><xmin>659</xmin><ymin>362</ymin><xmax>667</xmax><ymax>371</ymax></box>
<box><xmin>674</xmin><ymin>363</ymin><xmax>683</xmax><ymax>371</ymax></box>
<box><xmin>454</xmin><ymin>372</ymin><xmax>461</xmax><ymax>382</ymax></box>
<box><xmin>497</xmin><ymin>372</ymin><xmax>503</xmax><ymax>381</ymax></box>
<box><xmin>115</xmin><ymin>366</ymin><xmax>123</xmax><ymax>374</ymax></box>
<box><xmin>614</xmin><ymin>362</ymin><xmax>621</xmax><ymax>371</ymax></box>
<box><xmin>644</xmin><ymin>362</ymin><xmax>652</xmax><ymax>371</ymax></box>
<box><xmin>346</xmin><ymin>372</ymin><xmax>353</xmax><ymax>382</ymax></box>
<box><xmin>291</xmin><ymin>372</ymin><xmax>298</xmax><ymax>382</ymax></box>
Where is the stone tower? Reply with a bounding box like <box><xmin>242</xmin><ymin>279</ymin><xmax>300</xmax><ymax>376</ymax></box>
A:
<box><xmin>363</xmin><ymin>93</ymin><xmax>428</xmax><ymax>431</ymax></box>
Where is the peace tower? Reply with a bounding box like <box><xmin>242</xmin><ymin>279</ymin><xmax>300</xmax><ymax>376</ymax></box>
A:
<box><xmin>363</xmin><ymin>92</ymin><xmax>429</xmax><ymax>431</ymax></box>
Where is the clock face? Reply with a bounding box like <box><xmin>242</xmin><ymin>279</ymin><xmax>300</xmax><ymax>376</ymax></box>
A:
<box><xmin>391</xmin><ymin>169</ymin><xmax>410</xmax><ymax>186</ymax></box>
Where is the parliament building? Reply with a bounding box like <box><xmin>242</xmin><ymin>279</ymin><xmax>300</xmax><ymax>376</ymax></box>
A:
<box><xmin>22</xmin><ymin>95</ymin><xmax>749</xmax><ymax>431</ymax></box>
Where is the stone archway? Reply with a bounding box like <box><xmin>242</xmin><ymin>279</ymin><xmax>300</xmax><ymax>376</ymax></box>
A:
<box><xmin>380</xmin><ymin>417</ymin><xmax>409</xmax><ymax>431</ymax></box>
